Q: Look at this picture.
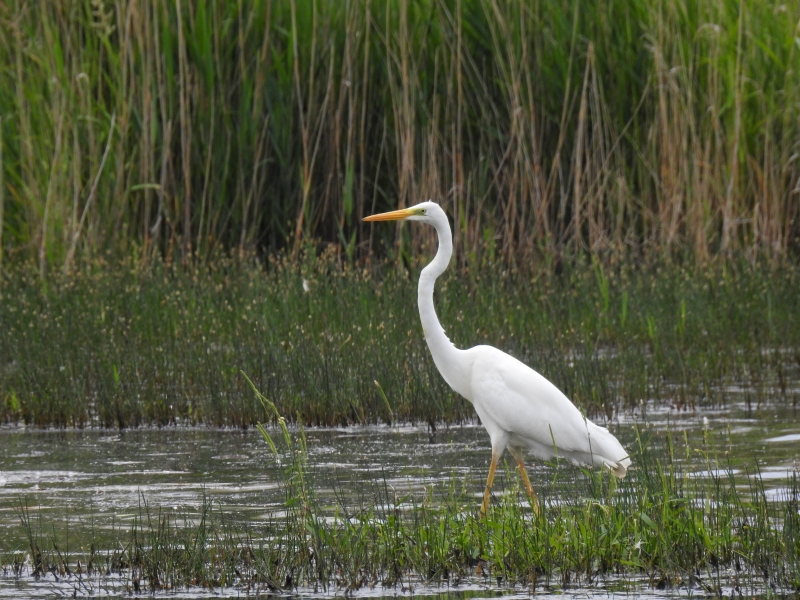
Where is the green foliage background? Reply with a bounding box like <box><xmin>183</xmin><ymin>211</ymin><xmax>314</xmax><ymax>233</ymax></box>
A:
<box><xmin>1</xmin><ymin>0</ymin><xmax>799</xmax><ymax>272</ymax></box>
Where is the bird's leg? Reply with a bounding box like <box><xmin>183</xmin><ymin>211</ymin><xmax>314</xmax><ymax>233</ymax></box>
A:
<box><xmin>480</xmin><ymin>448</ymin><xmax>502</xmax><ymax>517</ymax></box>
<box><xmin>509</xmin><ymin>448</ymin><xmax>540</xmax><ymax>515</ymax></box>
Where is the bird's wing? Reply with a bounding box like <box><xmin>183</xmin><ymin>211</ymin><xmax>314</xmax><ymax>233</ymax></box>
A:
<box><xmin>467</xmin><ymin>345</ymin><xmax>599</xmax><ymax>456</ymax></box>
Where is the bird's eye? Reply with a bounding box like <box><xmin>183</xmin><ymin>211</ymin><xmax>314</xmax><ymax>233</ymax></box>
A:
<box><xmin>420</xmin><ymin>209</ymin><xmax>426</xmax><ymax>214</ymax></box>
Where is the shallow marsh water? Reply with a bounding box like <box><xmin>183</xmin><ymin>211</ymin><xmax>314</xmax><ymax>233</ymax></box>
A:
<box><xmin>0</xmin><ymin>401</ymin><xmax>798</xmax><ymax>598</ymax></box>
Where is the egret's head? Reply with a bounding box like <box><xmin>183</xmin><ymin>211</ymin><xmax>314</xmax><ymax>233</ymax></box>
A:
<box><xmin>363</xmin><ymin>200</ymin><xmax>442</xmax><ymax>224</ymax></box>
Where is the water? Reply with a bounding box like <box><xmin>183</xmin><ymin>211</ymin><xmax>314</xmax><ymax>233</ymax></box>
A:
<box><xmin>0</xmin><ymin>402</ymin><xmax>798</xmax><ymax>598</ymax></box>
<box><xmin>0</xmin><ymin>575</ymin><xmax>747</xmax><ymax>600</ymax></box>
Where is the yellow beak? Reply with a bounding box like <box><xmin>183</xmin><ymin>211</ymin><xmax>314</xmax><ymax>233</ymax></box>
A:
<box><xmin>363</xmin><ymin>207</ymin><xmax>415</xmax><ymax>222</ymax></box>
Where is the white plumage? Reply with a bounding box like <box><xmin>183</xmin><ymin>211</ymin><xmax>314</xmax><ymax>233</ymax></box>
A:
<box><xmin>364</xmin><ymin>200</ymin><xmax>631</xmax><ymax>514</ymax></box>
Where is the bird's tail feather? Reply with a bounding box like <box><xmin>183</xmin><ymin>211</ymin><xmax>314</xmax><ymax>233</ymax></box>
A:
<box><xmin>603</xmin><ymin>456</ymin><xmax>631</xmax><ymax>478</ymax></box>
<box><xmin>586</xmin><ymin>421</ymin><xmax>631</xmax><ymax>478</ymax></box>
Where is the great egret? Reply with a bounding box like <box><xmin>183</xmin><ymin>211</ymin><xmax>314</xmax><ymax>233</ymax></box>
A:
<box><xmin>364</xmin><ymin>201</ymin><xmax>631</xmax><ymax>515</ymax></box>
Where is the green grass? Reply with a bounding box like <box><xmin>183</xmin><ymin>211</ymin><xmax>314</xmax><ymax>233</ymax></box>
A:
<box><xmin>3</xmin><ymin>410</ymin><xmax>800</xmax><ymax>595</ymax></box>
<box><xmin>0</xmin><ymin>256</ymin><xmax>798</xmax><ymax>428</ymax></box>
<box><xmin>0</xmin><ymin>1</ymin><xmax>798</xmax><ymax>269</ymax></box>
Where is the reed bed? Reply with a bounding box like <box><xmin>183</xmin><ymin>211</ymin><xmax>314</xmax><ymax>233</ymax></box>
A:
<box><xmin>0</xmin><ymin>0</ymin><xmax>799</xmax><ymax>271</ymax></box>
<box><xmin>0</xmin><ymin>256</ymin><xmax>798</xmax><ymax>428</ymax></box>
<box><xmin>3</xmin><ymin>414</ymin><xmax>800</xmax><ymax>595</ymax></box>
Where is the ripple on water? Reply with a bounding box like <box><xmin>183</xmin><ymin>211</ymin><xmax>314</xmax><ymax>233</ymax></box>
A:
<box><xmin>765</xmin><ymin>432</ymin><xmax>800</xmax><ymax>442</ymax></box>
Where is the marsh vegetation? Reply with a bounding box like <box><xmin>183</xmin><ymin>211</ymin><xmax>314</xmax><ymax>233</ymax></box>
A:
<box><xmin>1</xmin><ymin>257</ymin><xmax>798</xmax><ymax>428</ymax></box>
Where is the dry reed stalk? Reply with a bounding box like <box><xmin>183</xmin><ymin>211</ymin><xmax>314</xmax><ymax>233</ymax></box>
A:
<box><xmin>0</xmin><ymin>115</ymin><xmax>4</xmax><ymax>270</ymax></box>
<box><xmin>291</xmin><ymin>0</ymin><xmax>311</xmax><ymax>256</ymax></box>
<box><xmin>572</xmin><ymin>43</ymin><xmax>592</xmax><ymax>255</ymax></box>
<box><xmin>63</xmin><ymin>113</ymin><xmax>116</xmax><ymax>273</ymax></box>
<box><xmin>722</xmin><ymin>2</ymin><xmax>744</xmax><ymax>255</ymax></box>
<box><xmin>138</xmin><ymin>0</ymin><xmax>156</xmax><ymax>261</ymax></box>
<box><xmin>197</xmin><ymin>92</ymin><xmax>215</xmax><ymax>258</ymax></box>
<box><xmin>357</xmin><ymin>0</ymin><xmax>373</xmax><ymax>241</ymax></box>
<box><xmin>290</xmin><ymin>0</ymin><xmax>331</xmax><ymax>256</ymax></box>
<box><xmin>386</xmin><ymin>0</ymin><xmax>418</xmax><ymax>259</ymax></box>
<box><xmin>176</xmin><ymin>0</ymin><xmax>192</xmax><ymax>263</ymax></box>
<box><xmin>585</xmin><ymin>45</ymin><xmax>614</xmax><ymax>254</ymax></box>
<box><xmin>39</xmin><ymin>102</ymin><xmax>65</xmax><ymax>278</ymax></box>
<box><xmin>12</xmin><ymin>0</ymin><xmax>36</xmax><ymax>223</ymax></box>
<box><xmin>453</xmin><ymin>0</ymin><xmax>465</xmax><ymax>263</ymax></box>
<box><xmin>332</xmin><ymin>0</ymin><xmax>355</xmax><ymax>242</ymax></box>
<box><xmin>521</xmin><ymin>21</ymin><xmax>548</xmax><ymax>257</ymax></box>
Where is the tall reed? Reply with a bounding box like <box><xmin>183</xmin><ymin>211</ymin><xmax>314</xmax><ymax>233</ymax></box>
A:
<box><xmin>0</xmin><ymin>1</ymin><xmax>798</xmax><ymax>271</ymax></box>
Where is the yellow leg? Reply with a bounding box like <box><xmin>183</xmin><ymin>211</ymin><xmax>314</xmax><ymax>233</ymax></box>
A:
<box><xmin>480</xmin><ymin>449</ymin><xmax>502</xmax><ymax>517</ymax></box>
<box><xmin>510</xmin><ymin>450</ymin><xmax>540</xmax><ymax>515</ymax></box>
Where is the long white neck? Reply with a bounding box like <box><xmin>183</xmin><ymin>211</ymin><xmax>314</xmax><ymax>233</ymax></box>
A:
<box><xmin>418</xmin><ymin>215</ymin><xmax>471</xmax><ymax>399</ymax></box>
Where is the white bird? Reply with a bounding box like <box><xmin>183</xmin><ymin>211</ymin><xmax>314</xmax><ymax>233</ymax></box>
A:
<box><xmin>364</xmin><ymin>201</ymin><xmax>631</xmax><ymax>515</ymax></box>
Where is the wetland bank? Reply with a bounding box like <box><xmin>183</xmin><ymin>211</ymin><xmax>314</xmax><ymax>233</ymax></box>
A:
<box><xmin>2</xmin><ymin>0</ymin><xmax>800</xmax><ymax>596</ymax></box>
